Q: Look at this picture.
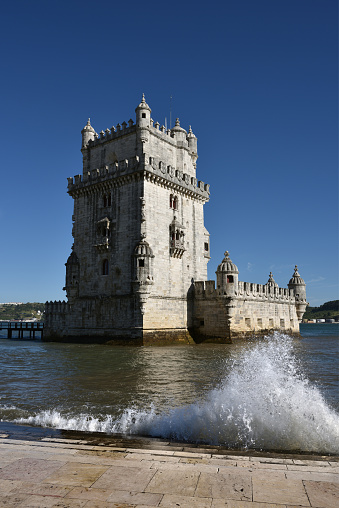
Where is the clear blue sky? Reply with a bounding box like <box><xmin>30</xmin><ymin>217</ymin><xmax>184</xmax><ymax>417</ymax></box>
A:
<box><xmin>0</xmin><ymin>0</ymin><xmax>337</xmax><ymax>306</ymax></box>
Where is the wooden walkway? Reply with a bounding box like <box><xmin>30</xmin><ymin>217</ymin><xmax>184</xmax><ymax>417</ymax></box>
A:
<box><xmin>0</xmin><ymin>321</ymin><xmax>44</xmax><ymax>339</ymax></box>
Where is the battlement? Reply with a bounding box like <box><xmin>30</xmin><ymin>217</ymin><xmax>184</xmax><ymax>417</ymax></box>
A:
<box><xmin>85</xmin><ymin>120</ymin><xmax>137</xmax><ymax>148</ymax></box>
<box><xmin>67</xmin><ymin>154</ymin><xmax>210</xmax><ymax>200</ymax></box>
<box><xmin>194</xmin><ymin>279</ymin><xmax>296</xmax><ymax>302</ymax></box>
<box><xmin>82</xmin><ymin>111</ymin><xmax>197</xmax><ymax>156</ymax></box>
<box><xmin>45</xmin><ymin>301</ymin><xmax>69</xmax><ymax>313</ymax></box>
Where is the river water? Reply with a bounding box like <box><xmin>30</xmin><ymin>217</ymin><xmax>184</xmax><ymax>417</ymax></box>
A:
<box><xmin>0</xmin><ymin>324</ymin><xmax>338</xmax><ymax>454</ymax></box>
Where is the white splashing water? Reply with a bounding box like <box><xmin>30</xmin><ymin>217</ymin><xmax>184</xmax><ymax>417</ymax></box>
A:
<box><xmin>15</xmin><ymin>333</ymin><xmax>339</xmax><ymax>453</ymax></box>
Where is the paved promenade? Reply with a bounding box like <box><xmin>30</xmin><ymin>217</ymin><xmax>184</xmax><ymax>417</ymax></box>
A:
<box><xmin>0</xmin><ymin>434</ymin><xmax>338</xmax><ymax>507</ymax></box>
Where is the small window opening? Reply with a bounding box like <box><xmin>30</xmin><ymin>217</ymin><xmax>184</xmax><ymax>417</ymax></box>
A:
<box><xmin>227</xmin><ymin>275</ymin><xmax>234</xmax><ymax>283</ymax></box>
<box><xmin>142</xmin><ymin>113</ymin><xmax>146</xmax><ymax>118</ymax></box>
<box><xmin>138</xmin><ymin>259</ymin><xmax>145</xmax><ymax>267</ymax></box>
<box><xmin>107</xmin><ymin>194</ymin><xmax>111</xmax><ymax>206</ymax></box>
<box><xmin>102</xmin><ymin>259</ymin><xmax>109</xmax><ymax>275</ymax></box>
<box><xmin>169</xmin><ymin>194</ymin><xmax>178</xmax><ymax>209</ymax></box>
<box><xmin>200</xmin><ymin>320</ymin><xmax>205</xmax><ymax>326</ymax></box>
<box><xmin>103</xmin><ymin>195</ymin><xmax>107</xmax><ymax>207</ymax></box>
<box><xmin>204</xmin><ymin>242</ymin><xmax>209</xmax><ymax>251</ymax></box>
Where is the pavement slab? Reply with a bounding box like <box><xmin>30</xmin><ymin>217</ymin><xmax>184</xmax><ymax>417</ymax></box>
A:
<box><xmin>195</xmin><ymin>472</ymin><xmax>252</xmax><ymax>501</ymax></box>
<box><xmin>303</xmin><ymin>480</ymin><xmax>339</xmax><ymax>508</ymax></box>
<box><xmin>252</xmin><ymin>477</ymin><xmax>310</xmax><ymax>505</ymax></box>
<box><xmin>160</xmin><ymin>493</ymin><xmax>212</xmax><ymax>507</ymax></box>
<box><xmin>43</xmin><ymin>462</ymin><xmax>110</xmax><ymax>487</ymax></box>
<box><xmin>92</xmin><ymin>465</ymin><xmax>156</xmax><ymax>492</ymax></box>
<box><xmin>146</xmin><ymin>469</ymin><xmax>200</xmax><ymax>496</ymax></box>
<box><xmin>0</xmin><ymin>458</ymin><xmax>65</xmax><ymax>482</ymax></box>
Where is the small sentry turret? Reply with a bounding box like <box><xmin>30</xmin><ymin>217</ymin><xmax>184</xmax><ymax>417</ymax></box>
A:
<box><xmin>135</xmin><ymin>93</ymin><xmax>151</xmax><ymax>128</ymax></box>
<box><xmin>81</xmin><ymin>118</ymin><xmax>96</xmax><ymax>148</ymax></box>
<box><xmin>132</xmin><ymin>237</ymin><xmax>154</xmax><ymax>314</ymax></box>
<box><xmin>64</xmin><ymin>247</ymin><xmax>80</xmax><ymax>302</ymax></box>
<box><xmin>171</xmin><ymin>118</ymin><xmax>187</xmax><ymax>142</ymax></box>
<box><xmin>266</xmin><ymin>272</ymin><xmax>279</xmax><ymax>288</ymax></box>
<box><xmin>216</xmin><ymin>251</ymin><xmax>239</xmax><ymax>296</ymax></box>
<box><xmin>288</xmin><ymin>266</ymin><xmax>307</xmax><ymax>321</ymax></box>
<box><xmin>187</xmin><ymin>126</ymin><xmax>198</xmax><ymax>166</ymax></box>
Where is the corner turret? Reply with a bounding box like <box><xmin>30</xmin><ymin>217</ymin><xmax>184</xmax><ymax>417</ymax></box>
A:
<box><xmin>132</xmin><ymin>236</ymin><xmax>154</xmax><ymax>314</ymax></box>
<box><xmin>135</xmin><ymin>93</ymin><xmax>151</xmax><ymax>129</ymax></box>
<box><xmin>216</xmin><ymin>251</ymin><xmax>239</xmax><ymax>296</ymax></box>
<box><xmin>63</xmin><ymin>247</ymin><xmax>80</xmax><ymax>303</ymax></box>
<box><xmin>288</xmin><ymin>265</ymin><xmax>307</xmax><ymax>321</ymax></box>
<box><xmin>81</xmin><ymin>118</ymin><xmax>96</xmax><ymax>148</ymax></box>
<box><xmin>187</xmin><ymin>126</ymin><xmax>198</xmax><ymax>166</ymax></box>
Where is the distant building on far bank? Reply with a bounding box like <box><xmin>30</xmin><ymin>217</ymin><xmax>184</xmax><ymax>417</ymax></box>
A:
<box><xmin>45</xmin><ymin>96</ymin><xmax>308</xmax><ymax>344</ymax></box>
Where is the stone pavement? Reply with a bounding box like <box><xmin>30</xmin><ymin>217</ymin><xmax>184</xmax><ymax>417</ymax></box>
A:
<box><xmin>0</xmin><ymin>435</ymin><xmax>338</xmax><ymax>507</ymax></box>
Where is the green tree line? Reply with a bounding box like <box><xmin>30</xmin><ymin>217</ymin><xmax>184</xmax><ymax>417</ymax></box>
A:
<box><xmin>303</xmin><ymin>300</ymin><xmax>339</xmax><ymax>321</ymax></box>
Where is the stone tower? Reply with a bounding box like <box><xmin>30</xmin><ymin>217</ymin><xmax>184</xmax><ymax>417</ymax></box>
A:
<box><xmin>45</xmin><ymin>95</ymin><xmax>210</xmax><ymax>343</ymax></box>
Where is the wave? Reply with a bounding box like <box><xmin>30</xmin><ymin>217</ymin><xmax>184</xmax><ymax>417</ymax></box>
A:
<box><xmin>14</xmin><ymin>333</ymin><xmax>339</xmax><ymax>453</ymax></box>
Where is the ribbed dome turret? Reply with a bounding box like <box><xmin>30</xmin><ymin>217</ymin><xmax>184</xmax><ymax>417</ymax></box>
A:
<box><xmin>171</xmin><ymin>118</ymin><xmax>187</xmax><ymax>134</ymax></box>
<box><xmin>216</xmin><ymin>251</ymin><xmax>239</xmax><ymax>274</ymax></box>
<box><xmin>288</xmin><ymin>265</ymin><xmax>305</xmax><ymax>286</ymax></box>
<box><xmin>134</xmin><ymin>239</ymin><xmax>154</xmax><ymax>258</ymax></box>
<box><xmin>266</xmin><ymin>272</ymin><xmax>278</xmax><ymax>287</ymax></box>
<box><xmin>135</xmin><ymin>93</ymin><xmax>151</xmax><ymax>113</ymax></box>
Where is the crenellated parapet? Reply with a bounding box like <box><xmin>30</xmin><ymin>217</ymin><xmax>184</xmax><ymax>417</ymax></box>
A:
<box><xmin>45</xmin><ymin>300</ymin><xmax>69</xmax><ymax>314</ymax></box>
<box><xmin>82</xmin><ymin>120</ymin><xmax>137</xmax><ymax>149</ymax></box>
<box><xmin>67</xmin><ymin>154</ymin><xmax>210</xmax><ymax>200</ymax></box>
<box><xmin>194</xmin><ymin>279</ymin><xmax>296</xmax><ymax>303</ymax></box>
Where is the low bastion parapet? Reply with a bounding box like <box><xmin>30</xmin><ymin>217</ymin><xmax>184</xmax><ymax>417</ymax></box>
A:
<box><xmin>190</xmin><ymin>254</ymin><xmax>307</xmax><ymax>342</ymax></box>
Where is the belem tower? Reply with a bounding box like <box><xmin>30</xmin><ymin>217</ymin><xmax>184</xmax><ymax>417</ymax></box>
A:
<box><xmin>44</xmin><ymin>95</ymin><xmax>308</xmax><ymax>344</ymax></box>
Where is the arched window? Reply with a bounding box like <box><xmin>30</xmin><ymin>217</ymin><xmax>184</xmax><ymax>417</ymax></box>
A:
<box><xmin>102</xmin><ymin>259</ymin><xmax>109</xmax><ymax>275</ymax></box>
<box><xmin>170</xmin><ymin>194</ymin><xmax>178</xmax><ymax>210</ymax></box>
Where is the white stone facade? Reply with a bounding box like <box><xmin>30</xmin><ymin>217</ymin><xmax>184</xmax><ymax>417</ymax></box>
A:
<box><xmin>44</xmin><ymin>96</ymin><xmax>307</xmax><ymax>344</ymax></box>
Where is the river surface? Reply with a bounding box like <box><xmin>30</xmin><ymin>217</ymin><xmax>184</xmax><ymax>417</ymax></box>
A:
<box><xmin>0</xmin><ymin>324</ymin><xmax>338</xmax><ymax>454</ymax></box>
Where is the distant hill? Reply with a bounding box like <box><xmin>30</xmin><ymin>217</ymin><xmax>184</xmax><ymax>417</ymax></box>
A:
<box><xmin>303</xmin><ymin>300</ymin><xmax>339</xmax><ymax>321</ymax></box>
<box><xmin>0</xmin><ymin>303</ymin><xmax>45</xmax><ymax>321</ymax></box>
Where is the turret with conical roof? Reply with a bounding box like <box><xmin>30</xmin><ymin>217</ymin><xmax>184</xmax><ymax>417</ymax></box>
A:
<box><xmin>216</xmin><ymin>251</ymin><xmax>239</xmax><ymax>296</ymax></box>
